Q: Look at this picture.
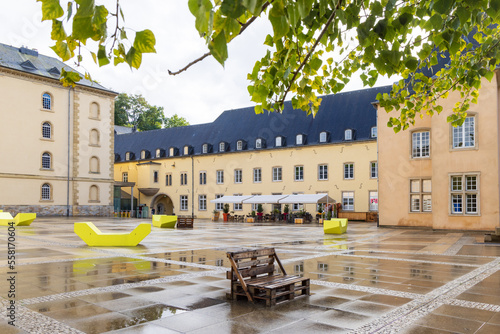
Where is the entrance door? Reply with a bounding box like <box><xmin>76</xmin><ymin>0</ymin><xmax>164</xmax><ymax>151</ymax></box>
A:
<box><xmin>157</xmin><ymin>203</ymin><xmax>165</xmax><ymax>214</ymax></box>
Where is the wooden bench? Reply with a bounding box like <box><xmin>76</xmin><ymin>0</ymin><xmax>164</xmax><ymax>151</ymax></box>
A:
<box><xmin>177</xmin><ymin>217</ymin><xmax>193</xmax><ymax>228</ymax></box>
<box><xmin>226</xmin><ymin>248</ymin><xmax>310</xmax><ymax>306</ymax></box>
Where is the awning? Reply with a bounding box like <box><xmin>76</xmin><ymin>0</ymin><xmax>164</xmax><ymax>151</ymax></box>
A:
<box><xmin>210</xmin><ymin>195</ymin><xmax>254</xmax><ymax>203</ymax></box>
<box><xmin>278</xmin><ymin>193</ymin><xmax>335</xmax><ymax>204</ymax></box>
<box><xmin>242</xmin><ymin>195</ymin><xmax>289</xmax><ymax>204</ymax></box>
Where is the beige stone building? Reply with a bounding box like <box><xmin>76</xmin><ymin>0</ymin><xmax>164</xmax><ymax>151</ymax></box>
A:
<box><xmin>114</xmin><ymin>87</ymin><xmax>390</xmax><ymax>219</ymax></box>
<box><xmin>378</xmin><ymin>75</ymin><xmax>500</xmax><ymax>231</ymax></box>
<box><xmin>0</xmin><ymin>44</ymin><xmax>117</xmax><ymax>216</ymax></box>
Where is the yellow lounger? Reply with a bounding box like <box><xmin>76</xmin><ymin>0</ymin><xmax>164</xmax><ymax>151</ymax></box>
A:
<box><xmin>152</xmin><ymin>215</ymin><xmax>177</xmax><ymax>228</ymax></box>
<box><xmin>74</xmin><ymin>222</ymin><xmax>151</xmax><ymax>246</ymax></box>
<box><xmin>0</xmin><ymin>212</ymin><xmax>14</xmax><ymax>226</ymax></box>
<box><xmin>324</xmin><ymin>218</ymin><xmax>348</xmax><ymax>234</ymax></box>
<box><xmin>13</xmin><ymin>213</ymin><xmax>36</xmax><ymax>226</ymax></box>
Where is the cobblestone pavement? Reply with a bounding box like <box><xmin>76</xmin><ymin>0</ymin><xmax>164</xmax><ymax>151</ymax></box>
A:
<box><xmin>1</xmin><ymin>217</ymin><xmax>499</xmax><ymax>333</ymax></box>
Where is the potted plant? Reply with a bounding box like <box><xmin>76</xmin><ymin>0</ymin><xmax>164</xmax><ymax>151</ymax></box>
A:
<box><xmin>273</xmin><ymin>208</ymin><xmax>281</xmax><ymax>220</ymax></box>
<box><xmin>295</xmin><ymin>209</ymin><xmax>304</xmax><ymax>224</ymax></box>
<box><xmin>317</xmin><ymin>204</ymin><xmax>324</xmax><ymax>224</ymax></box>
<box><xmin>247</xmin><ymin>210</ymin><xmax>256</xmax><ymax>223</ymax></box>
<box><xmin>283</xmin><ymin>204</ymin><xmax>289</xmax><ymax>222</ymax></box>
<box><xmin>212</xmin><ymin>209</ymin><xmax>220</xmax><ymax>221</ymax></box>
<box><xmin>222</xmin><ymin>204</ymin><xmax>230</xmax><ymax>221</ymax></box>
<box><xmin>257</xmin><ymin>204</ymin><xmax>264</xmax><ymax>220</ymax></box>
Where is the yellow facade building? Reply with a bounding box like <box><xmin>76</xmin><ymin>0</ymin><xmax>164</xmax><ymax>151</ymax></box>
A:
<box><xmin>0</xmin><ymin>44</ymin><xmax>117</xmax><ymax>216</ymax></box>
<box><xmin>378</xmin><ymin>75</ymin><xmax>500</xmax><ymax>231</ymax></box>
<box><xmin>114</xmin><ymin>87</ymin><xmax>390</xmax><ymax>219</ymax></box>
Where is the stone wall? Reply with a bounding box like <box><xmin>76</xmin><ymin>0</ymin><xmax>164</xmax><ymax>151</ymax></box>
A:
<box><xmin>0</xmin><ymin>205</ymin><xmax>113</xmax><ymax>216</ymax></box>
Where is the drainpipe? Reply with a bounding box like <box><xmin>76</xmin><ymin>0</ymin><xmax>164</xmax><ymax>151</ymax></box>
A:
<box><xmin>66</xmin><ymin>87</ymin><xmax>72</xmax><ymax>217</ymax></box>
<box><xmin>375</xmin><ymin>102</ymin><xmax>379</xmax><ymax>227</ymax></box>
<box><xmin>191</xmin><ymin>155</ymin><xmax>194</xmax><ymax>219</ymax></box>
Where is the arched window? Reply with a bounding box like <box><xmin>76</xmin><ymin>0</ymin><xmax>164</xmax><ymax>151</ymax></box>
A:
<box><xmin>345</xmin><ymin>129</ymin><xmax>352</xmax><ymax>141</ymax></box>
<box><xmin>90</xmin><ymin>129</ymin><xmax>99</xmax><ymax>146</ymax></box>
<box><xmin>371</xmin><ymin>126</ymin><xmax>377</xmax><ymax>138</ymax></box>
<box><xmin>156</xmin><ymin>148</ymin><xmax>161</xmax><ymax>158</ymax></box>
<box><xmin>42</xmin><ymin>93</ymin><xmax>52</xmax><ymax>110</ymax></box>
<box><xmin>319</xmin><ymin>131</ymin><xmax>327</xmax><ymax>143</ymax></box>
<box><xmin>219</xmin><ymin>142</ymin><xmax>225</xmax><ymax>152</ymax></box>
<box><xmin>125</xmin><ymin>152</ymin><xmax>130</xmax><ymax>161</ymax></box>
<box><xmin>275</xmin><ymin>136</ymin><xmax>282</xmax><ymax>147</ymax></box>
<box><xmin>184</xmin><ymin>146</ymin><xmax>190</xmax><ymax>155</ymax></box>
<box><xmin>42</xmin><ymin>152</ymin><xmax>51</xmax><ymax>169</ymax></box>
<box><xmin>90</xmin><ymin>102</ymin><xmax>100</xmax><ymax>119</ymax></box>
<box><xmin>296</xmin><ymin>134</ymin><xmax>303</xmax><ymax>145</ymax></box>
<box><xmin>237</xmin><ymin>140</ymin><xmax>243</xmax><ymax>151</ymax></box>
<box><xmin>90</xmin><ymin>156</ymin><xmax>100</xmax><ymax>173</ymax></box>
<box><xmin>89</xmin><ymin>185</ymin><xmax>99</xmax><ymax>202</ymax></box>
<box><xmin>42</xmin><ymin>122</ymin><xmax>52</xmax><ymax>139</ymax></box>
<box><xmin>141</xmin><ymin>150</ymin><xmax>146</xmax><ymax>159</ymax></box>
<box><xmin>255</xmin><ymin>138</ymin><xmax>262</xmax><ymax>149</ymax></box>
<box><xmin>202</xmin><ymin>144</ymin><xmax>208</xmax><ymax>154</ymax></box>
<box><xmin>41</xmin><ymin>183</ymin><xmax>51</xmax><ymax>200</ymax></box>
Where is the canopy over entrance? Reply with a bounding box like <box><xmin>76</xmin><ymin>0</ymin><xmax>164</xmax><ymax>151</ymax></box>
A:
<box><xmin>210</xmin><ymin>195</ymin><xmax>254</xmax><ymax>203</ymax></box>
<box><xmin>243</xmin><ymin>195</ymin><xmax>289</xmax><ymax>204</ymax></box>
<box><xmin>278</xmin><ymin>193</ymin><xmax>335</xmax><ymax>204</ymax></box>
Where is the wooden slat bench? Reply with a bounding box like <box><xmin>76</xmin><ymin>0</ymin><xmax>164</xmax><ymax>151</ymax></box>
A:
<box><xmin>226</xmin><ymin>248</ymin><xmax>310</xmax><ymax>306</ymax></box>
<box><xmin>177</xmin><ymin>217</ymin><xmax>193</xmax><ymax>228</ymax></box>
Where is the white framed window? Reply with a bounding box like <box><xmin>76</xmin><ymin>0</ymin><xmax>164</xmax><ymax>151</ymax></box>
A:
<box><xmin>140</xmin><ymin>150</ymin><xmax>146</xmax><ymax>159</ymax></box>
<box><xmin>450</xmin><ymin>174</ymin><xmax>479</xmax><ymax>214</ymax></box>
<box><xmin>219</xmin><ymin>142</ymin><xmax>225</xmax><ymax>152</ymax></box>
<box><xmin>125</xmin><ymin>152</ymin><xmax>130</xmax><ymax>161</ymax></box>
<box><xmin>184</xmin><ymin>146</ymin><xmax>190</xmax><ymax>155</ymax></box>
<box><xmin>234</xmin><ymin>169</ymin><xmax>242</xmax><ymax>183</ymax></box>
<box><xmin>318</xmin><ymin>164</ymin><xmax>328</xmax><ymax>180</ymax></box>
<box><xmin>233</xmin><ymin>194</ymin><xmax>243</xmax><ymax>211</ymax></box>
<box><xmin>42</xmin><ymin>152</ymin><xmax>51</xmax><ymax>169</ymax></box>
<box><xmin>216</xmin><ymin>170</ymin><xmax>224</xmax><ymax>184</ymax></box>
<box><xmin>371</xmin><ymin>126</ymin><xmax>377</xmax><ymax>138</ymax></box>
<box><xmin>255</xmin><ymin>138</ymin><xmax>262</xmax><ymax>148</ymax></box>
<box><xmin>202</xmin><ymin>144</ymin><xmax>208</xmax><ymax>154</ymax></box>
<box><xmin>215</xmin><ymin>194</ymin><xmax>223</xmax><ymax>211</ymax></box>
<box><xmin>122</xmin><ymin>172</ymin><xmax>128</xmax><ymax>182</ymax></box>
<box><xmin>42</xmin><ymin>93</ymin><xmax>52</xmax><ymax>110</ymax></box>
<box><xmin>318</xmin><ymin>263</ymin><xmax>328</xmax><ymax>271</ymax></box>
<box><xmin>294</xmin><ymin>166</ymin><xmax>304</xmax><ymax>181</ymax></box>
<box><xmin>180</xmin><ymin>172</ymin><xmax>188</xmax><ymax>186</ymax></box>
<box><xmin>41</xmin><ymin>183</ymin><xmax>51</xmax><ymax>200</ymax></box>
<box><xmin>412</xmin><ymin>131</ymin><xmax>430</xmax><ymax>158</ymax></box>
<box><xmin>237</xmin><ymin>140</ymin><xmax>243</xmax><ymax>150</ymax></box>
<box><xmin>166</xmin><ymin>173</ymin><xmax>172</xmax><ymax>186</ymax></box>
<box><xmin>293</xmin><ymin>203</ymin><xmax>303</xmax><ymax>211</ymax></box>
<box><xmin>319</xmin><ymin>131</ymin><xmax>327</xmax><ymax>143</ymax></box>
<box><xmin>169</xmin><ymin>147</ymin><xmax>175</xmax><ymax>156</ymax></box>
<box><xmin>253</xmin><ymin>168</ymin><xmax>262</xmax><ymax>183</ymax></box>
<box><xmin>156</xmin><ymin>148</ymin><xmax>161</xmax><ymax>158</ymax></box>
<box><xmin>369</xmin><ymin>191</ymin><xmax>378</xmax><ymax>211</ymax></box>
<box><xmin>344</xmin><ymin>163</ymin><xmax>354</xmax><ymax>179</ymax></box>
<box><xmin>199</xmin><ymin>171</ymin><xmax>207</xmax><ymax>185</ymax></box>
<box><xmin>410</xmin><ymin>179</ymin><xmax>432</xmax><ymax>212</ymax></box>
<box><xmin>273</xmin><ymin>167</ymin><xmax>282</xmax><ymax>182</ymax></box>
<box><xmin>345</xmin><ymin>129</ymin><xmax>352</xmax><ymax>140</ymax></box>
<box><xmin>453</xmin><ymin>116</ymin><xmax>475</xmax><ymax>149</ymax></box>
<box><xmin>153</xmin><ymin>171</ymin><xmax>158</xmax><ymax>183</ymax></box>
<box><xmin>370</xmin><ymin>162</ymin><xmax>378</xmax><ymax>178</ymax></box>
<box><xmin>199</xmin><ymin>195</ymin><xmax>207</xmax><ymax>211</ymax></box>
<box><xmin>42</xmin><ymin>122</ymin><xmax>51</xmax><ymax>139</ymax></box>
<box><xmin>180</xmin><ymin>195</ymin><xmax>188</xmax><ymax>211</ymax></box>
<box><xmin>275</xmin><ymin>136</ymin><xmax>282</xmax><ymax>147</ymax></box>
<box><xmin>342</xmin><ymin>192</ymin><xmax>354</xmax><ymax>211</ymax></box>
<box><xmin>296</xmin><ymin>134</ymin><xmax>303</xmax><ymax>145</ymax></box>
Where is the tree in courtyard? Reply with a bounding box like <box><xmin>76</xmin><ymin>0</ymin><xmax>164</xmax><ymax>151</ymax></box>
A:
<box><xmin>114</xmin><ymin>93</ymin><xmax>189</xmax><ymax>131</ymax></box>
<box><xmin>38</xmin><ymin>0</ymin><xmax>500</xmax><ymax>131</ymax></box>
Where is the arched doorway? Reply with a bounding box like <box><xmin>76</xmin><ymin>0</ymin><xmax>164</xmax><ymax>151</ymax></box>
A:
<box><xmin>151</xmin><ymin>194</ymin><xmax>174</xmax><ymax>215</ymax></box>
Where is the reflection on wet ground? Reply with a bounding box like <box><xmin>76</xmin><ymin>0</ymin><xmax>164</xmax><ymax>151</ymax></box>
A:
<box><xmin>0</xmin><ymin>217</ymin><xmax>499</xmax><ymax>333</ymax></box>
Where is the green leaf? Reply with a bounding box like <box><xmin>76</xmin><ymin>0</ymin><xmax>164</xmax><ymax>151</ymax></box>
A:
<box><xmin>269</xmin><ymin>1</ymin><xmax>289</xmax><ymax>40</ymax></box>
<box><xmin>50</xmin><ymin>41</ymin><xmax>71</xmax><ymax>61</ymax></box>
<box><xmin>72</xmin><ymin>0</ymin><xmax>96</xmax><ymax>42</ymax></box>
<box><xmin>433</xmin><ymin>0</ymin><xmax>453</xmax><ymax>15</ymax></box>
<box><xmin>485</xmin><ymin>71</ymin><xmax>495</xmax><ymax>81</ymax></box>
<box><xmin>133</xmin><ymin>29</ymin><xmax>156</xmax><ymax>53</ymax></box>
<box><xmin>310</xmin><ymin>57</ymin><xmax>322</xmax><ymax>71</ymax></box>
<box><xmin>221</xmin><ymin>0</ymin><xmax>246</xmax><ymax>19</ymax></box>
<box><xmin>243</xmin><ymin>0</ymin><xmax>265</xmax><ymax>16</ymax></box>
<box><xmin>51</xmin><ymin>19</ymin><xmax>66</xmax><ymax>41</ymax></box>
<box><xmin>97</xmin><ymin>44</ymin><xmax>110</xmax><ymax>67</ymax></box>
<box><xmin>60</xmin><ymin>68</ymin><xmax>82</xmax><ymax>87</ymax></box>
<box><xmin>209</xmin><ymin>31</ymin><xmax>228</xmax><ymax>65</ymax></box>
<box><xmin>92</xmin><ymin>5</ymin><xmax>108</xmax><ymax>27</ymax></box>
<box><xmin>125</xmin><ymin>47</ymin><xmax>142</xmax><ymax>69</ymax></box>
<box><xmin>67</xmin><ymin>1</ymin><xmax>73</xmax><ymax>22</ymax></box>
<box><xmin>38</xmin><ymin>0</ymin><xmax>64</xmax><ymax>21</ymax></box>
<box><xmin>90</xmin><ymin>51</ymin><xmax>97</xmax><ymax>64</ymax></box>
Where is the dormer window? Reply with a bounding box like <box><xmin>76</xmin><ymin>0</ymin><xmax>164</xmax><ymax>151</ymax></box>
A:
<box><xmin>169</xmin><ymin>147</ymin><xmax>176</xmax><ymax>156</ymax></box>
<box><xmin>219</xmin><ymin>142</ymin><xmax>225</xmax><ymax>152</ymax></box>
<box><xmin>156</xmin><ymin>149</ymin><xmax>161</xmax><ymax>158</ymax></box>
<box><xmin>275</xmin><ymin>136</ymin><xmax>282</xmax><ymax>147</ymax></box>
<box><xmin>202</xmin><ymin>144</ymin><xmax>208</xmax><ymax>154</ymax></box>
<box><xmin>125</xmin><ymin>152</ymin><xmax>130</xmax><ymax>161</ymax></box>
<box><xmin>237</xmin><ymin>140</ymin><xmax>243</xmax><ymax>151</ymax></box>
<box><xmin>345</xmin><ymin>129</ymin><xmax>352</xmax><ymax>141</ymax></box>
<box><xmin>255</xmin><ymin>138</ymin><xmax>262</xmax><ymax>149</ymax></box>
<box><xmin>140</xmin><ymin>150</ymin><xmax>146</xmax><ymax>159</ymax></box>
<box><xmin>319</xmin><ymin>131</ymin><xmax>327</xmax><ymax>143</ymax></box>
<box><xmin>371</xmin><ymin>126</ymin><xmax>377</xmax><ymax>138</ymax></box>
<box><xmin>184</xmin><ymin>145</ymin><xmax>190</xmax><ymax>155</ymax></box>
<box><xmin>296</xmin><ymin>134</ymin><xmax>303</xmax><ymax>145</ymax></box>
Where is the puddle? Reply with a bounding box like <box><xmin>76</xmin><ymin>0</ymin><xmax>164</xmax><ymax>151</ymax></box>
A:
<box><xmin>123</xmin><ymin>304</ymin><xmax>187</xmax><ymax>323</ymax></box>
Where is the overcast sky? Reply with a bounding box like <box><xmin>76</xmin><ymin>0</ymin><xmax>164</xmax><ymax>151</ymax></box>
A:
<box><xmin>1</xmin><ymin>1</ymin><xmax>397</xmax><ymax>125</ymax></box>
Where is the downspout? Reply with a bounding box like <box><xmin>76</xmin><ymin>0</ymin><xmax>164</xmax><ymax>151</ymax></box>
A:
<box><xmin>191</xmin><ymin>155</ymin><xmax>194</xmax><ymax>219</ymax></box>
<box><xmin>375</xmin><ymin>102</ymin><xmax>379</xmax><ymax>227</ymax></box>
<box><xmin>66</xmin><ymin>87</ymin><xmax>72</xmax><ymax>217</ymax></box>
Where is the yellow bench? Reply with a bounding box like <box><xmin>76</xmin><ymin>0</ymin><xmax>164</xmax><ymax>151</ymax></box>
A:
<box><xmin>152</xmin><ymin>215</ymin><xmax>177</xmax><ymax>228</ymax></box>
<box><xmin>74</xmin><ymin>222</ymin><xmax>151</xmax><ymax>246</ymax></box>
<box><xmin>324</xmin><ymin>218</ymin><xmax>348</xmax><ymax>234</ymax></box>
<box><xmin>0</xmin><ymin>212</ymin><xmax>36</xmax><ymax>226</ymax></box>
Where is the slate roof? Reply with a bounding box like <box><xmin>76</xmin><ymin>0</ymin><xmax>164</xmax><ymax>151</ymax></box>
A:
<box><xmin>114</xmin><ymin>86</ymin><xmax>393</xmax><ymax>161</ymax></box>
<box><xmin>0</xmin><ymin>43</ymin><xmax>115</xmax><ymax>93</ymax></box>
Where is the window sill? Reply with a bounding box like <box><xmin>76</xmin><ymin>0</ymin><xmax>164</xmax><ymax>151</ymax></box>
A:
<box><xmin>89</xmin><ymin>117</ymin><xmax>101</xmax><ymax>121</ymax></box>
<box><xmin>89</xmin><ymin>200</ymin><xmax>100</xmax><ymax>203</ymax></box>
<box><xmin>41</xmin><ymin>108</ymin><xmax>54</xmax><ymax>113</ymax></box>
<box><xmin>40</xmin><ymin>138</ymin><xmax>54</xmax><ymax>142</ymax></box>
<box><xmin>89</xmin><ymin>172</ymin><xmax>101</xmax><ymax>175</ymax></box>
<box><xmin>40</xmin><ymin>168</ymin><xmax>54</xmax><ymax>171</ymax></box>
<box><xmin>89</xmin><ymin>144</ymin><xmax>101</xmax><ymax>148</ymax></box>
<box><xmin>450</xmin><ymin>146</ymin><xmax>479</xmax><ymax>152</ymax></box>
<box><xmin>318</xmin><ymin>179</ymin><xmax>328</xmax><ymax>181</ymax></box>
<box><xmin>40</xmin><ymin>200</ymin><xmax>53</xmax><ymax>203</ymax></box>
<box><xmin>449</xmin><ymin>213</ymin><xmax>480</xmax><ymax>217</ymax></box>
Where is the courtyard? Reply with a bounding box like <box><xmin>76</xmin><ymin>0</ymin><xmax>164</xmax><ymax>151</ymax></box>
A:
<box><xmin>1</xmin><ymin>218</ymin><xmax>500</xmax><ymax>334</ymax></box>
